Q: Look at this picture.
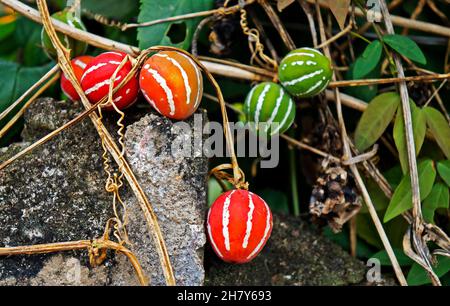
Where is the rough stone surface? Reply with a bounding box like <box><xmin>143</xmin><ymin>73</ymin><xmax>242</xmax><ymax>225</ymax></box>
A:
<box><xmin>0</xmin><ymin>98</ymin><xmax>207</xmax><ymax>285</ymax></box>
<box><xmin>205</xmin><ymin>214</ymin><xmax>367</xmax><ymax>286</ymax></box>
<box><xmin>110</xmin><ymin>112</ymin><xmax>208</xmax><ymax>286</ymax></box>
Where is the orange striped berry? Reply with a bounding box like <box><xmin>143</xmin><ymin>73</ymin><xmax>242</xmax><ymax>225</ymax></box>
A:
<box><xmin>139</xmin><ymin>51</ymin><xmax>203</xmax><ymax>120</ymax></box>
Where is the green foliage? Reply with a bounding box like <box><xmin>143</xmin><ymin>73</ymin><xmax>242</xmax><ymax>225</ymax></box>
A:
<box><xmin>353</xmin><ymin>40</ymin><xmax>382</xmax><ymax>79</ymax></box>
<box><xmin>383</xmin><ymin>34</ymin><xmax>427</xmax><ymax>65</ymax></box>
<box><xmin>384</xmin><ymin>159</ymin><xmax>436</xmax><ymax>222</ymax></box>
<box><xmin>393</xmin><ymin>102</ymin><xmax>426</xmax><ymax>174</ymax></box>
<box><xmin>372</xmin><ymin>248</ymin><xmax>414</xmax><ymax>266</ymax></box>
<box><xmin>407</xmin><ymin>256</ymin><xmax>450</xmax><ymax>286</ymax></box>
<box><xmin>82</xmin><ymin>0</ymin><xmax>139</xmax><ymax>19</ymax></box>
<box><xmin>207</xmin><ymin>178</ymin><xmax>232</xmax><ymax>207</ymax></box>
<box><xmin>345</xmin><ymin>61</ymin><xmax>379</xmax><ymax>102</ymax></box>
<box><xmin>354</xmin><ymin>92</ymin><xmax>400</xmax><ymax>151</ymax></box>
<box><xmin>258</xmin><ymin>189</ymin><xmax>290</xmax><ymax>214</ymax></box>
<box><xmin>437</xmin><ymin>160</ymin><xmax>450</xmax><ymax>188</ymax></box>
<box><xmin>137</xmin><ymin>0</ymin><xmax>214</xmax><ymax>50</ymax></box>
<box><xmin>422</xmin><ymin>183</ymin><xmax>449</xmax><ymax>223</ymax></box>
<box><xmin>424</xmin><ymin>107</ymin><xmax>450</xmax><ymax>160</ymax></box>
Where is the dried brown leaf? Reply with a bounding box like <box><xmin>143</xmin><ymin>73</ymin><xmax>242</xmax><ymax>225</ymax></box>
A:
<box><xmin>326</xmin><ymin>0</ymin><xmax>351</xmax><ymax>30</ymax></box>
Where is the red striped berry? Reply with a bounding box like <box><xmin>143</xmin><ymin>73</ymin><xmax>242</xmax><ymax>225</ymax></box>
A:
<box><xmin>139</xmin><ymin>51</ymin><xmax>203</xmax><ymax>120</ymax></box>
<box><xmin>207</xmin><ymin>189</ymin><xmax>273</xmax><ymax>264</ymax></box>
<box><xmin>60</xmin><ymin>55</ymin><xmax>94</xmax><ymax>101</ymax></box>
<box><xmin>80</xmin><ymin>51</ymin><xmax>139</xmax><ymax>110</ymax></box>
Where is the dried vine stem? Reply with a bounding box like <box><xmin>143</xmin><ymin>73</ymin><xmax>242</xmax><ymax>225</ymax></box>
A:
<box><xmin>148</xmin><ymin>46</ymin><xmax>245</xmax><ymax>187</ymax></box>
<box><xmin>258</xmin><ymin>0</ymin><xmax>296</xmax><ymax>50</ymax></box>
<box><xmin>122</xmin><ymin>0</ymin><xmax>257</xmax><ymax>31</ymax></box>
<box><xmin>330</xmin><ymin>73</ymin><xmax>450</xmax><ymax>88</ymax></box>
<box><xmin>314</xmin><ymin>1</ymin><xmax>408</xmax><ymax>286</ymax></box>
<box><xmin>379</xmin><ymin>0</ymin><xmax>440</xmax><ymax>286</ymax></box>
<box><xmin>305</xmin><ymin>0</ymin><xmax>450</xmax><ymax>37</ymax></box>
<box><xmin>0</xmin><ymin>239</ymin><xmax>148</xmax><ymax>285</ymax></box>
<box><xmin>4</xmin><ymin>0</ymin><xmax>438</xmax><ymax>116</ymax></box>
<box><xmin>35</xmin><ymin>0</ymin><xmax>176</xmax><ymax>285</ymax></box>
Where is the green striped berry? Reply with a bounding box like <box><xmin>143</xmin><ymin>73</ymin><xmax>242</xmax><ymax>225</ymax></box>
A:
<box><xmin>244</xmin><ymin>82</ymin><xmax>296</xmax><ymax>136</ymax></box>
<box><xmin>41</xmin><ymin>10</ymin><xmax>87</xmax><ymax>59</ymax></box>
<box><xmin>278</xmin><ymin>47</ymin><xmax>332</xmax><ymax>98</ymax></box>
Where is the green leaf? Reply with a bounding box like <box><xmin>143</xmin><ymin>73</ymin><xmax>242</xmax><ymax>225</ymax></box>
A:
<box><xmin>0</xmin><ymin>60</ymin><xmax>19</xmax><ymax>110</ymax></box>
<box><xmin>360</xmin><ymin>177</ymin><xmax>389</xmax><ymax>213</ymax></box>
<box><xmin>437</xmin><ymin>160</ymin><xmax>450</xmax><ymax>188</ymax></box>
<box><xmin>407</xmin><ymin>256</ymin><xmax>450</xmax><ymax>286</ymax></box>
<box><xmin>383</xmin><ymin>34</ymin><xmax>427</xmax><ymax>65</ymax></box>
<box><xmin>258</xmin><ymin>189</ymin><xmax>290</xmax><ymax>214</ymax></box>
<box><xmin>345</xmin><ymin>61</ymin><xmax>379</xmax><ymax>102</ymax></box>
<box><xmin>384</xmin><ymin>159</ymin><xmax>436</xmax><ymax>222</ymax></box>
<box><xmin>82</xmin><ymin>0</ymin><xmax>139</xmax><ymax>19</ymax></box>
<box><xmin>372</xmin><ymin>248</ymin><xmax>414</xmax><ymax>266</ymax></box>
<box><xmin>13</xmin><ymin>17</ymin><xmax>48</xmax><ymax>67</ymax></box>
<box><xmin>422</xmin><ymin>183</ymin><xmax>449</xmax><ymax>223</ymax></box>
<box><xmin>0</xmin><ymin>18</ymin><xmax>16</xmax><ymax>41</ymax></box>
<box><xmin>354</xmin><ymin>92</ymin><xmax>400</xmax><ymax>151</ymax></box>
<box><xmin>384</xmin><ymin>165</ymin><xmax>403</xmax><ymax>190</ymax></box>
<box><xmin>207</xmin><ymin>178</ymin><xmax>232</xmax><ymax>207</ymax></box>
<box><xmin>353</xmin><ymin>40</ymin><xmax>382</xmax><ymax>79</ymax></box>
<box><xmin>424</xmin><ymin>107</ymin><xmax>450</xmax><ymax>160</ymax></box>
<box><xmin>137</xmin><ymin>0</ymin><xmax>214</xmax><ymax>50</ymax></box>
<box><xmin>393</xmin><ymin>102</ymin><xmax>426</xmax><ymax>174</ymax></box>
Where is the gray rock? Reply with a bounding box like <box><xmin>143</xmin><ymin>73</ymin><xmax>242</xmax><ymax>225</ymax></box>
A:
<box><xmin>110</xmin><ymin>112</ymin><xmax>208</xmax><ymax>286</ymax></box>
<box><xmin>0</xmin><ymin>98</ymin><xmax>208</xmax><ymax>285</ymax></box>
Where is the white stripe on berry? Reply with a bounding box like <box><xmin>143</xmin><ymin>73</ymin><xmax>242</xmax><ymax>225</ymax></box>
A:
<box><xmin>281</xmin><ymin>69</ymin><xmax>324</xmax><ymax>87</ymax></box>
<box><xmin>302</xmin><ymin>47</ymin><xmax>323</xmax><ymax>56</ymax></box>
<box><xmin>298</xmin><ymin>79</ymin><xmax>323</xmax><ymax>96</ymax></box>
<box><xmin>254</xmin><ymin>84</ymin><xmax>271</xmax><ymax>125</ymax></box>
<box><xmin>74</xmin><ymin>59</ymin><xmax>87</xmax><ymax>70</ymax></box>
<box><xmin>81</xmin><ymin>61</ymin><xmax>121</xmax><ymax>82</ymax></box>
<box><xmin>247</xmin><ymin>199</ymin><xmax>271</xmax><ymax>260</ymax></box>
<box><xmin>156</xmin><ymin>53</ymin><xmax>192</xmax><ymax>106</ymax></box>
<box><xmin>81</xmin><ymin>63</ymin><xmax>107</xmax><ymax>82</ymax></box>
<box><xmin>147</xmin><ymin>68</ymin><xmax>176</xmax><ymax>116</ymax></box>
<box><xmin>265</xmin><ymin>87</ymin><xmax>284</xmax><ymax>132</ymax></box>
<box><xmin>222</xmin><ymin>190</ymin><xmax>235</xmax><ymax>251</ymax></box>
<box><xmin>84</xmin><ymin>76</ymin><xmax>122</xmax><ymax>95</ymax></box>
<box><xmin>103</xmin><ymin>51</ymin><xmax>124</xmax><ymax>57</ymax></box>
<box><xmin>207</xmin><ymin>209</ymin><xmax>224</xmax><ymax>259</ymax></box>
<box><xmin>114</xmin><ymin>95</ymin><xmax>122</xmax><ymax>103</ymax></box>
<box><xmin>245</xmin><ymin>86</ymin><xmax>257</xmax><ymax>117</ymax></box>
<box><xmin>142</xmin><ymin>90</ymin><xmax>162</xmax><ymax>114</ymax></box>
<box><xmin>181</xmin><ymin>53</ymin><xmax>203</xmax><ymax>109</ymax></box>
<box><xmin>242</xmin><ymin>192</ymin><xmax>255</xmax><ymax>249</ymax></box>
<box><xmin>284</xmin><ymin>52</ymin><xmax>315</xmax><ymax>61</ymax></box>
<box><xmin>271</xmin><ymin>96</ymin><xmax>293</xmax><ymax>135</ymax></box>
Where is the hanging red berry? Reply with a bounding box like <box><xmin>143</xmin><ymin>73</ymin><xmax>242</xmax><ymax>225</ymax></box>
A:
<box><xmin>139</xmin><ymin>51</ymin><xmax>203</xmax><ymax>120</ymax></box>
<box><xmin>80</xmin><ymin>51</ymin><xmax>139</xmax><ymax>110</ymax></box>
<box><xmin>207</xmin><ymin>189</ymin><xmax>273</xmax><ymax>264</ymax></box>
<box><xmin>60</xmin><ymin>55</ymin><xmax>94</xmax><ymax>102</ymax></box>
